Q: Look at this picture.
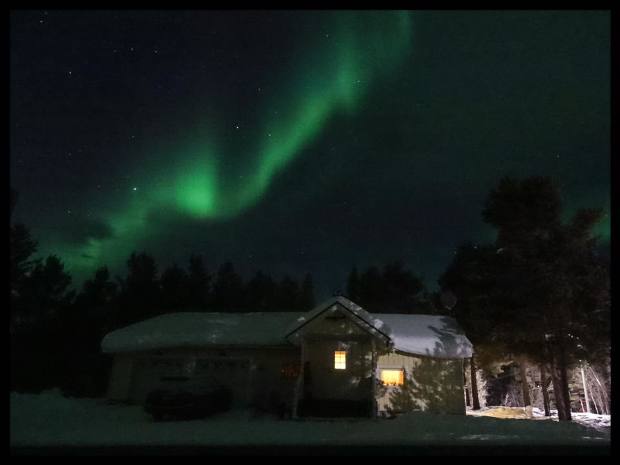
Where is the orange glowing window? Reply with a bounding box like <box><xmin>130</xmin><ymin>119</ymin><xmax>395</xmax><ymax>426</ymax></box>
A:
<box><xmin>334</xmin><ymin>351</ymin><xmax>347</xmax><ymax>370</ymax></box>
<box><xmin>381</xmin><ymin>369</ymin><xmax>404</xmax><ymax>386</ymax></box>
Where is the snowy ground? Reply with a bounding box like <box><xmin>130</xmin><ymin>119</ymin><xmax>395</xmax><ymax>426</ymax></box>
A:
<box><xmin>467</xmin><ymin>406</ymin><xmax>611</xmax><ymax>433</ymax></box>
<box><xmin>10</xmin><ymin>390</ymin><xmax>610</xmax><ymax>448</ymax></box>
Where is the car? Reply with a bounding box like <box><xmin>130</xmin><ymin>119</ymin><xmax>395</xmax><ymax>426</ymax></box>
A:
<box><xmin>145</xmin><ymin>387</ymin><xmax>233</xmax><ymax>421</ymax></box>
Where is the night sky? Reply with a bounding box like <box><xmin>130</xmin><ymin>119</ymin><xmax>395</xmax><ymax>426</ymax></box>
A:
<box><xmin>10</xmin><ymin>11</ymin><xmax>610</xmax><ymax>298</ymax></box>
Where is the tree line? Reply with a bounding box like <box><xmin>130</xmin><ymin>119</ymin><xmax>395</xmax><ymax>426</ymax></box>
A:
<box><xmin>438</xmin><ymin>177</ymin><xmax>610</xmax><ymax>420</ymax></box>
<box><xmin>9</xmin><ymin>176</ymin><xmax>610</xmax><ymax>421</ymax></box>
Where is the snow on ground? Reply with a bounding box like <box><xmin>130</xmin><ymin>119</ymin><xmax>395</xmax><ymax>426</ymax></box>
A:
<box><xmin>10</xmin><ymin>390</ymin><xmax>609</xmax><ymax>447</ymax></box>
<box><xmin>468</xmin><ymin>406</ymin><xmax>611</xmax><ymax>433</ymax></box>
<box><xmin>532</xmin><ymin>408</ymin><xmax>611</xmax><ymax>432</ymax></box>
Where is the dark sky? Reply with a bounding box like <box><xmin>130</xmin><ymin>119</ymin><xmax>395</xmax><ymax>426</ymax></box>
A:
<box><xmin>10</xmin><ymin>10</ymin><xmax>610</xmax><ymax>299</ymax></box>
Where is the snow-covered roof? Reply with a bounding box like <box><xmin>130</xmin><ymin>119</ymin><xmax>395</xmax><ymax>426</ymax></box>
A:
<box><xmin>101</xmin><ymin>297</ymin><xmax>472</xmax><ymax>359</ymax></box>
<box><xmin>101</xmin><ymin>312</ymin><xmax>304</xmax><ymax>353</ymax></box>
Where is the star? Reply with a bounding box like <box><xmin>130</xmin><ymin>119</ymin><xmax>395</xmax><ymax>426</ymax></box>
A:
<box><xmin>132</xmin><ymin>187</ymin><xmax>138</xmax><ymax>191</ymax></box>
<box><xmin>235</xmin><ymin>124</ymin><xmax>240</xmax><ymax>130</ymax></box>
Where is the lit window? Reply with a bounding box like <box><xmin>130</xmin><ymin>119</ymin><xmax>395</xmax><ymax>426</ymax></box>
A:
<box><xmin>381</xmin><ymin>369</ymin><xmax>404</xmax><ymax>386</ymax></box>
<box><xmin>334</xmin><ymin>351</ymin><xmax>347</xmax><ymax>370</ymax></box>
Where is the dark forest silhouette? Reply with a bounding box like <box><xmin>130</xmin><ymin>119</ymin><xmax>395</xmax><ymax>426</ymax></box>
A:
<box><xmin>9</xmin><ymin>177</ymin><xmax>610</xmax><ymax>421</ymax></box>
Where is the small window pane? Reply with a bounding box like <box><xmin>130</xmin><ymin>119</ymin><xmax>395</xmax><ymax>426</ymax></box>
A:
<box><xmin>334</xmin><ymin>351</ymin><xmax>347</xmax><ymax>370</ymax></box>
<box><xmin>381</xmin><ymin>369</ymin><xmax>404</xmax><ymax>386</ymax></box>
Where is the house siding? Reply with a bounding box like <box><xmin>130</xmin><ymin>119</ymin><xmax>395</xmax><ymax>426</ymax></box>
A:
<box><xmin>109</xmin><ymin>346</ymin><xmax>300</xmax><ymax>410</ymax></box>
<box><xmin>297</xmin><ymin>307</ymin><xmax>375</xmax><ymax>403</ymax></box>
<box><xmin>376</xmin><ymin>352</ymin><xmax>465</xmax><ymax>415</ymax></box>
<box><xmin>107</xmin><ymin>354</ymin><xmax>135</xmax><ymax>400</ymax></box>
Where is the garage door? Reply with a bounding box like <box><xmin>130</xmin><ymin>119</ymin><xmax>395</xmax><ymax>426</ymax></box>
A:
<box><xmin>130</xmin><ymin>357</ymin><xmax>189</xmax><ymax>403</ymax></box>
<box><xmin>193</xmin><ymin>358</ymin><xmax>252</xmax><ymax>407</ymax></box>
<box><xmin>129</xmin><ymin>357</ymin><xmax>252</xmax><ymax>406</ymax></box>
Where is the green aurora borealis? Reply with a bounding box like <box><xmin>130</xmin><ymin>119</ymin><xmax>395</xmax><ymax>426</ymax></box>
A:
<box><xmin>11</xmin><ymin>11</ymin><xmax>610</xmax><ymax>293</ymax></box>
<box><xmin>37</xmin><ymin>12</ymin><xmax>414</xmax><ymax>279</ymax></box>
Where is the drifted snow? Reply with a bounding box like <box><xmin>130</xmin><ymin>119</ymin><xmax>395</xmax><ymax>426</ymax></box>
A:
<box><xmin>102</xmin><ymin>296</ymin><xmax>472</xmax><ymax>359</ymax></box>
<box><xmin>10</xmin><ymin>390</ymin><xmax>609</xmax><ymax>447</ymax></box>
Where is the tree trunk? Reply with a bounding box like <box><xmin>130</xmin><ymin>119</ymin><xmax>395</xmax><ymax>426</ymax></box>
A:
<box><xmin>470</xmin><ymin>354</ymin><xmax>480</xmax><ymax>410</ymax></box>
<box><xmin>464</xmin><ymin>368</ymin><xmax>471</xmax><ymax>407</ymax></box>
<box><xmin>548</xmin><ymin>339</ymin><xmax>572</xmax><ymax>421</ymax></box>
<box><xmin>589</xmin><ymin>366</ymin><xmax>609</xmax><ymax>415</ymax></box>
<box><xmin>519</xmin><ymin>358</ymin><xmax>531</xmax><ymax>406</ymax></box>
<box><xmin>558</xmin><ymin>345</ymin><xmax>572</xmax><ymax>421</ymax></box>
<box><xmin>540</xmin><ymin>363</ymin><xmax>551</xmax><ymax>416</ymax></box>
<box><xmin>590</xmin><ymin>389</ymin><xmax>600</xmax><ymax>415</ymax></box>
<box><xmin>550</xmin><ymin>362</ymin><xmax>567</xmax><ymax>420</ymax></box>
<box><xmin>580</xmin><ymin>364</ymin><xmax>590</xmax><ymax>413</ymax></box>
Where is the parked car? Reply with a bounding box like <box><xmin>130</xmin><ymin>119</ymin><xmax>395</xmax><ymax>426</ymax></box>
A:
<box><xmin>145</xmin><ymin>387</ymin><xmax>233</xmax><ymax>421</ymax></box>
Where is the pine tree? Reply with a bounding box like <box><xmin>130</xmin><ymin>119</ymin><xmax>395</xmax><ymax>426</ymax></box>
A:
<box><xmin>481</xmin><ymin>176</ymin><xmax>609</xmax><ymax>421</ymax></box>
<box><xmin>212</xmin><ymin>262</ymin><xmax>245</xmax><ymax>311</ymax></box>
<box><xmin>346</xmin><ymin>266</ymin><xmax>361</xmax><ymax>301</ymax></box>
<box><xmin>120</xmin><ymin>252</ymin><xmax>161</xmax><ymax>323</ymax></box>
<box><xmin>10</xmin><ymin>189</ymin><xmax>38</xmax><ymax>307</ymax></box>
<box><xmin>160</xmin><ymin>263</ymin><xmax>191</xmax><ymax>310</ymax></box>
<box><xmin>275</xmin><ymin>275</ymin><xmax>300</xmax><ymax>311</ymax></box>
<box><xmin>300</xmin><ymin>273</ymin><xmax>316</xmax><ymax>311</ymax></box>
<box><xmin>187</xmin><ymin>254</ymin><xmax>211</xmax><ymax>309</ymax></box>
<box><xmin>245</xmin><ymin>270</ymin><xmax>276</xmax><ymax>311</ymax></box>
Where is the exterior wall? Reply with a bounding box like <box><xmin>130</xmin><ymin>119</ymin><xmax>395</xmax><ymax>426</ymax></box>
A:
<box><xmin>107</xmin><ymin>354</ymin><xmax>135</xmax><ymax>400</ymax></box>
<box><xmin>108</xmin><ymin>346</ymin><xmax>300</xmax><ymax>410</ymax></box>
<box><xmin>302</xmin><ymin>337</ymin><xmax>373</xmax><ymax>401</ymax></box>
<box><xmin>376</xmin><ymin>352</ymin><xmax>465</xmax><ymax>415</ymax></box>
<box><xmin>297</xmin><ymin>309</ymin><xmax>375</xmax><ymax>403</ymax></box>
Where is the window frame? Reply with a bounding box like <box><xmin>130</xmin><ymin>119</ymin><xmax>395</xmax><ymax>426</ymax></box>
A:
<box><xmin>334</xmin><ymin>350</ymin><xmax>347</xmax><ymax>370</ymax></box>
<box><xmin>380</xmin><ymin>368</ymin><xmax>405</xmax><ymax>386</ymax></box>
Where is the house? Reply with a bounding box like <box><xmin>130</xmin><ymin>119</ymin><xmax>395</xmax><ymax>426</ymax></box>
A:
<box><xmin>101</xmin><ymin>296</ymin><xmax>473</xmax><ymax>417</ymax></box>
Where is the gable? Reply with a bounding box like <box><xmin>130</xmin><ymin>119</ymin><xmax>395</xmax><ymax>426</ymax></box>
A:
<box><xmin>285</xmin><ymin>297</ymin><xmax>392</xmax><ymax>347</ymax></box>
